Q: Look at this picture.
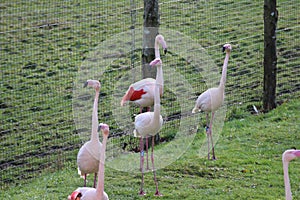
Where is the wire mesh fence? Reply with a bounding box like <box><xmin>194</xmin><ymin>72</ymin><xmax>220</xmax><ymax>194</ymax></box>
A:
<box><xmin>0</xmin><ymin>0</ymin><xmax>299</xmax><ymax>188</ymax></box>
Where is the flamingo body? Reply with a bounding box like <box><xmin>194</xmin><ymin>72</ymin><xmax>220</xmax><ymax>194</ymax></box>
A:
<box><xmin>77</xmin><ymin>141</ymin><xmax>102</xmax><ymax>175</ymax></box>
<box><xmin>120</xmin><ymin>34</ymin><xmax>167</xmax><ymax>110</ymax></box>
<box><xmin>121</xmin><ymin>78</ymin><xmax>160</xmax><ymax>108</ymax></box>
<box><xmin>77</xmin><ymin>80</ymin><xmax>102</xmax><ymax>187</ymax></box>
<box><xmin>134</xmin><ymin>107</ymin><xmax>163</xmax><ymax>138</ymax></box>
<box><xmin>192</xmin><ymin>44</ymin><xmax>232</xmax><ymax>160</ymax></box>
<box><xmin>192</xmin><ymin>87</ymin><xmax>224</xmax><ymax>113</ymax></box>
<box><xmin>69</xmin><ymin>123</ymin><xmax>110</xmax><ymax>200</ymax></box>
<box><xmin>134</xmin><ymin>58</ymin><xmax>163</xmax><ymax>196</ymax></box>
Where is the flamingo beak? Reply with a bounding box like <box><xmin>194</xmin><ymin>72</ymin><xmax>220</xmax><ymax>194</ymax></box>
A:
<box><xmin>83</xmin><ymin>81</ymin><xmax>88</xmax><ymax>88</ymax></box>
<box><xmin>98</xmin><ymin>124</ymin><xmax>102</xmax><ymax>132</ymax></box>
<box><xmin>222</xmin><ymin>46</ymin><xmax>226</xmax><ymax>52</ymax></box>
<box><xmin>164</xmin><ymin>48</ymin><xmax>168</xmax><ymax>54</ymax></box>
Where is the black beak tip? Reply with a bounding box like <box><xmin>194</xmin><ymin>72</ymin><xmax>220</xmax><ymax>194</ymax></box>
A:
<box><xmin>164</xmin><ymin>49</ymin><xmax>168</xmax><ymax>54</ymax></box>
<box><xmin>83</xmin><ymin>81</ymin><xmax>88</xmax><ymax>88</ymax></box>
<box><xmin>222</xmin><ymin>46</ymin><xmax>226</xmax><ymax>52</ymax></box>
<box><xmin>98</xmin><ymin>125</ymin><xmax>102</xmax><ymax>132</ymax></box>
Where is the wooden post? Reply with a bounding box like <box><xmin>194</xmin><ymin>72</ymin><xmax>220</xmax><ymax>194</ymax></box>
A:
<box><xmin>142</xmin><ymin>0</ymin><xmax>159</xmax><ymax>79</ymax></box>
<box><xmin>263</xmin><ymin>0</ymin><xmax>278</xmax><ymax>111</ymax></box>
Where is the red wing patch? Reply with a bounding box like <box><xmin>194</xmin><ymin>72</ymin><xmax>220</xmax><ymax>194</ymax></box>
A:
<box><xmin>130</xmin><ymin>89</ymin><xmax>147</xmax><ymax>101</ymax></box>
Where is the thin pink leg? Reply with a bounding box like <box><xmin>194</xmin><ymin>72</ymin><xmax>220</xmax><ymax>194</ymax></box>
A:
<box><xmin>145</xmin><ymin>107</ymin><xmax>150</xmax><ymax>170</ymax></box>
<box><xmin>151</xmin><ymin>136</ymin><xmax>162</xmax><ymax>196</ymax></box>
<box><xmin>146</xmin><ymin>137</ymin><xmax>149</xmax><ymax>170</ymax></box>
<box><xmin>206</xmin><ymin>113</ymin><xmax>210</xmax><ymax>160</ymax></box>
<box><xmin>209</xmin><ymin>112</ymin><xmax>216</xmax><ymax>160</ymax></box>
<box><xmin>139</xmin><ymin>137</ymin><xmax>146</xmax><ymax>196</ymax></box>
<box><xmin>93</xmin><ymin>173</ymin><xmax>97</xmax><ymax>188</ymax></box>
<box><xmin>84</xmin><ymin>174</ymin><xmax>87</xmax><ymax>187</ymax></box>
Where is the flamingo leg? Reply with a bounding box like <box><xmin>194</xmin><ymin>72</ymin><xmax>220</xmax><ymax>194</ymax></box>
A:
<box><xmin>146</xmin><ymin>137</ymin><xmax>149</xmax><ymax>170</ymax></box>
<box><xmin>145</xmin><ymin>106</ymin><xmax>150</xmax><ymax>171</ymax></box>
<box><xmin>209</xmin><ymin>112</ymin><xmax>216</xmax><ymax>160</ymax></box>
<box><xmin>84</xmin><ymin>174</ymin><xmax>87</xmax><ymax>187</ymax></box>
<box><xmin>93</xmin><ymin>173</ymin><xmax>97</xmax><ymax>188</ymax></box>
<box><xmin>139</xmin><ymin>137</ymin><xmax>146</xmax><ymax>196</ymax></box>
<box><xmin>206</xmin><ymin>113</ymin><xmax>210</xmax><ymax>160</ymax></box>
<box><xmin>151</xmin><ymin>136</ymin><xmax>162</xmax><ymax>196</ymax></box>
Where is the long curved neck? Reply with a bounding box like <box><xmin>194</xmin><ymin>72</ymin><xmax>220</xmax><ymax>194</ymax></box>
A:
<box><xmin>153</xmin><ymin>64</ymin><xmax>162</xmax><ymax>122</ymax></box>
<box><xmin>283</xmin><ymin>161</ymin><xmax>292</xmax><ymax>200</ymax></box>
<box><xmin>91</xmin><ymin>89</ymin><xmax>100</xmax><ymax>142</ymax></box>
<box><xmin>219</xmin><ymin>51</ymin><xmax>230</xmax><ymax>90</ymax></box>
<box><xmin>155</xmin><ymin>37</ymin><xmax>162</xmax><ymax>58</ymax></box>
<box><xmin>96</xmin><ymin>133</ymin><xmax>108</xmax><ymax>199</ymax></box>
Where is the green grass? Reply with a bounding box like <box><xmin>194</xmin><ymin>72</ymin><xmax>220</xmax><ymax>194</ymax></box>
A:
<box><xmin>1</xmin><ymin>99</ymin><xmax>299</xmax><ymax>199</ymax></box>
<box><xmin>0</xmin><ymin>0</ymin><xmax>300</xmax><ymax>198</ymax></box>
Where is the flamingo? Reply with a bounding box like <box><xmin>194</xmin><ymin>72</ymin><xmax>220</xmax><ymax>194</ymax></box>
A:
<box><xmin>134</xmin><ymin>57</ymin><xmax>163</xmax><ymax>196</ymax></box>
<box><xmin>282</xmin><ymin>149</ymin><xmax>300</xmax><ymax>200</ymax></box>
<box><xmin>77</xmin><ymin>80</ymin><xmax>102</xmax><ymax>187</ymax></box>
<box><xmin>68</xmin><ymin>123</ymin><xmax>110</xmax><ymax>200</ymax></box>
<box><xmin>121</xmin><ymin>34</ymin><xmax>167</xmax><ymax>170</ymax></box>
<box><xmin>192</xmin><ymin>43</ymin><xmax>232</xmax><ymax>160</ymax></box>
<box><xmin>120</xmin><ymin>34</ymin><xmax>167</xmax><ymax>112</ymax></box>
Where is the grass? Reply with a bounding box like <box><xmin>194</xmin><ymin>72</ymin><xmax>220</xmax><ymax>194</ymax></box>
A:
<box><xmin>0</xmin><ymin>0</ymin><xmax>300</xmax><ymax>198</ymax></box>
<box><xmin>1</xmin><ymin>99</ymin><xmax>300</xmax><ymax>199</ymax></box>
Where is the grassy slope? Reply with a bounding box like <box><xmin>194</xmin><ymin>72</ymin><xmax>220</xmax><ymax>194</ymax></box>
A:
<box><xmin>2</xmin><ymin>99</ymin><xmax>299</xmax><ymax>199</ymax></box>
<box><xmin>0</xmin><ymin>0</ymin><xmax>299</xmax><ymax>196</ymax></box>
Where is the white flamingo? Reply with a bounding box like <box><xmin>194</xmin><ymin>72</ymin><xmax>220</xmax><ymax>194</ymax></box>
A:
<box><xmin>77</xmin><ymin>80</ymin><xmax>102</xmax><ymax>187</ymax></box>
<box><xmin>121</xmin><ymin>34</ymin><xmax>167</xmax><ymax>169</ymax></box>
<box><xmin>134</xmin><ymin>58</ymin><xmax>163</xmax><ymax>196</ymax></box>
<box><xmin>120</xmin><ymin>34</ymin><xmax>167</xmax><ymax>111</ymax></box>
<box><xmin>282</xmin><ymin>149</ymin><xmax>300</xmax><ymax>200</ymax></box>
<box><xmin>68</xmin><ymin>123</ymin><xmax>110</xmax><ymax>200</ymax></box>
<box><xmin>192</xmin><ymin>44</ymin><xmax>232</xmax><ymax>160</ymax></box>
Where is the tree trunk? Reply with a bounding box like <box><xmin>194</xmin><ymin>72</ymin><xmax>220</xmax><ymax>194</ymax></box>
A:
<box><xmin>142</xmin><ymin>0</ymin><xmax>159</xmax><ymax>79</ymax></box>
<box><xmin>263</xmin><ymin>0</ymin><xmax>278</xmax><ymax>111</ymax></box>
<box><xmin>142</xmin><ymin>0</ymin><xmax>160</xmax><ymax>144</ymax></box>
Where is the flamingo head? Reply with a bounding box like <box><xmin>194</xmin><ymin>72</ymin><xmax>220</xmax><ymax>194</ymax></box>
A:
<box><xmin>156</xmin><ymin>34</ymin><xmax>168</xmax><ymax>54</ymax></box>
<box><xmin>149</xmin><ymin>58</ymin><xmax>162</xmax><ymax>67</ymax></box>
<box><xmin>68</xmin><ymin>191</ymin><xmax>82</xmax><ymax>200</ymax></box>
<box><xmin>222</xmin><ymin>43</ymin><xmax>232</xmax><ymax>53</ymax></box>
<box><xmin>98</xmin><ymin>123</ymin><xmax>110</xmax><ymax>137</ymax></box>
<box><xmin>282</xmin><ymin>149</ymin><xmax>300</xmax><ymax>163</ymax></box>
<box><xmin>83</xmin><ymin>80</ymin><xmax>101</xmax><ymax>90</ymax></box>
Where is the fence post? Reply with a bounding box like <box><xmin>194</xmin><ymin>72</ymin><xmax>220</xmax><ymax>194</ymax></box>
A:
<box><xmin>263</xmin><ymin>0</ymin><xmax>278</xmax><ymax>111</ymax></box>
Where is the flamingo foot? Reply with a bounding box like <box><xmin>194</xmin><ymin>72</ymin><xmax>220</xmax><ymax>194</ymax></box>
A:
<box><xmin>139</xmin><ymin>190</ymin><xmax>146</xmax><ymax>196</ymax></box>
<box><xmin>154</xmin><ymin>191</ymin><xmax>163</xmax><ymax>196</ymax></box>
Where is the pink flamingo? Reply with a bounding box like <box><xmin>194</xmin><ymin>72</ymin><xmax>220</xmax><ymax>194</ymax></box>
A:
<box><xmin>121</xmin><ymin>34</ymin><xmax>167</xmax><ymax>169</ymax></box>
<box><xmin>77</xmin><ymin>80</ymin><xmax>102</xmax><ymax>187</ymax></box>
<box><xmin>120</xmin><ymin>34</ymin><xmax>167</xmax><ymax>111</ymax></box>
<box><xmin>134</xmin><ymin>58</ymin><xmax>163</xmax><ymax>196</ymax></box>
<box><xmin>69</xmin><ymin>123</ymin><xmax>110</xmax><ymax>200</ymax></box>
<box><xmin>192</xmin><ymin>44</ymin><xmax>232</xmax><ymax>160</ymax></box>
<box><xmin>282</xmin><ymin>149</ymin><xmax>300</xmax><ymax>200</ymax></box>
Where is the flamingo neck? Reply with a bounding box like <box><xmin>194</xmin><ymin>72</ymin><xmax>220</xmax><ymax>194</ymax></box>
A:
<box><xmin>153</xmin><ymin>64</ymin><xmax>162</xmax><ymax>123</ymax></box>
<box><xmin>219</xmin><ymin>51</ymin><xmax>230</xmax><ymax>90</ymax></box>
<box><xmin>91</xmin><ymin>90</ymin><xmax>100</xmax><ymax>142</ymax></box>
<box><xmin>155</xmin><ymin>36</ymin><xmax>163</xmax><ymax>58</ymax></box>
<box><xmin>96</xmin><ymin>133</ymin><xmax>108</xmax><ymax>199</ymax></box>
<box><xmin>156</xmin><ymin>65</ymin><xmax>163</xmax><ymax>88</ymax></box>
<box><xmin>283</xmin><ymin>161</ymin><xmax>292</xmax><ymax>200</ymax></box>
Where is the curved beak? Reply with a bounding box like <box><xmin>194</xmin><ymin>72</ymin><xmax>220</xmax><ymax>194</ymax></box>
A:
<box><xmin>222</xmin><ymin>46</ymin><xmax>226</xmax><ymax>52</ymax></box>
<box><xmin>98</xmin><ymin>124</ymin><xmax>102</xmax><ymax>132</ymax></box>
<box><xmin>83</xmin><ymin>81</ymin><xmax>88</xmax><ymax>88</ymax></box>
<box><xmin>164</xmin><ymin>48</ymin><xmax>168</xmax><ymax>54</ymax></box>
